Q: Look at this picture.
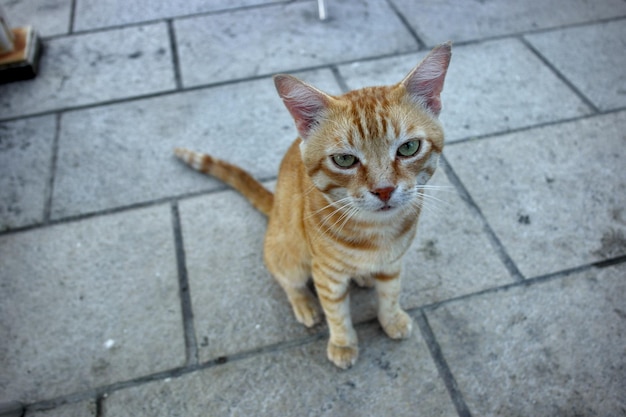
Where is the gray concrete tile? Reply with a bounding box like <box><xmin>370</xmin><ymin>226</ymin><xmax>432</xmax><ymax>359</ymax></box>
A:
<box><xmin>0</xmin><ymin>23</ymin><xmax>175</xmax><ymax>120</ymax></box>
<box><xmin>179</xmin><ymin>168</ymin><xmax>511</xmax><ymax>362</ymax></box>
<box><xmin>74</xmin><ymin>0</ymin><xmax>282</xmax><ymax>31</ymax></box>
<box><xmin>179</xmin><ymin>189</ymin><xmax>310</xmax><ymax>362</ymax></box>
<box><xmin>0</xmin><ymin>115</ymin><xmax>55</xmax><ymax>231</ymax></box>
<box><xmin>0</xmin><ymin>205</ymin><xmax>185</xmax><ymax>403</ymax></box>
<box><xmin>174</xmin><ymin>0</ymin><xmax>417</xmax><ymax>87</ymax></box>
<box><xmin>445</xmin><ymin>112</ymin><xmax>626</xmax><ymax>278</ymax></box>
<box><xmin>102</xmin><ymin>324</ymin><xmax>457</xmax><ymax>417</ymax></box>
<box><xmin>337</xmin><ymin>39</ymin><xmax>592</xmax><ymax>142</ymax></box>
<box><xmin>51</xmin><ymin>69</ymin><xmax>338</xmax><ymax>219</ymax></box>
<box><xmin>526</xmin><ymin>20</ymin><xmax>626</xmax><ymax>111</ymax></box>
<box><xmin>390</xmin><ymin>0</ymin><xmax>626</xmax><ymax>45</ymax></box>
<box><xmin>25</xmin><ymin>401</ymin><xmax>97</xmax><ymax>417</ymax></box>
<box><xmin>426</xmin><ymin>263</ymin><xmax>626</xmax><ymax>416</ymax></box>
<box><xmin>0</xmin><ymin>0</ymin><xmax>71</xmax><ymax>37</ymax></box>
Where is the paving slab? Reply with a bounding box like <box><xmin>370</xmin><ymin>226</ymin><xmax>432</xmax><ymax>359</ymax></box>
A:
<box><xmin>102</xmin><ymin>324</ymin><xmax>457</xmax><ymax>417</ymax></box>
<box><xmin>0</xmin><ymin>115</ymin><xmax>55</xmax><ymax>231</ymax></box>
<box><xmin>389</xmin><ymin>0</ymin><xmax>626</xmax><ymax>45</ymax></box>
<box><xmin>0</xmin><ymin>205</ymin><xmax>185</xmax><ymax>403</ymax></box>
<box><xmin>526</xmin><ymin>19</ymin><xmax>626</xmax><ymax>111</ymax></box>
<box><xmin>445</xmin><ymin>111</ymin><xmax>626</xmax><ymax>278</ymax></box>
<box><xmin>179</xmin><ymin>166</ymin><xmax>511</xmax><ymax>362</ymax></box>
<box><xmin>426</xmin><ymin>263</ymin><xmax>626</xmax><ymax>416</ymax></box>
<box><xmin>0</xmin><ymin>23</ymin><xmax>175</xmax><ymax>120</ymax></box>
<box><xmin>0</xmin><ymin>0</ymin><xmax>71</xmax><ymax>37</ymax></box>
<box><xmin>174</xmin><ymin>0</ymin><xmax>417</xmax><ymax>87</ymax></box>
<box><xmin>337</xmin><ymin>39</ymin><xmax>591</xmax><ymax>142</ymax></box>
<box><xmin>179</xmin><ymin>188</ymin><xmax>310</xmax><ymax>362</ymax></box>
<box><xmin>74</xmin><ymin>0</ymin><xmax>282</xmax><ymax>31</ymax></box>
<box><xmin>25</xmin><ymin>401</ymin><xmax>97</xmax><ymax>417</ymax></box>
<box><xmin>51</xmin><ymin>69</ymin><xmax>338</xmax><ymax>219</ymax></box>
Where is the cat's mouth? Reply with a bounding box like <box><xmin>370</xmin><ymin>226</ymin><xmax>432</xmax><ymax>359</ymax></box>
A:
<box><xmin>378</xmin><ymin>204</ymin><xmax>394</xmax><ymax>212</ymax></box>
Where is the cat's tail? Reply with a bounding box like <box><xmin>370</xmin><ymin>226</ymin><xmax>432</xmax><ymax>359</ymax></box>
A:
<box><xmin>174</xmin><ymin>148</ymin><xmax>274</xmax><ymax>216</ymax></box>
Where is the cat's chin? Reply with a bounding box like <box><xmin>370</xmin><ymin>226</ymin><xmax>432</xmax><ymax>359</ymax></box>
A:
<box><xmin>362</xmin><ymin>204</ymin><xmax>406</xmax><ymax>221</ymax></box>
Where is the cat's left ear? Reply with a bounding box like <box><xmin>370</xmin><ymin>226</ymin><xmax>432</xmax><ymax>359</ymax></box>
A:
<box><xmin>274</xmin><ymin>74</ymin><xmax>332</xmax><ymax>141</ymax></box>
<box><xmin>401</xmin><ymin>42</ymin><xmax>452</xmax><ymax>116</ymax></box>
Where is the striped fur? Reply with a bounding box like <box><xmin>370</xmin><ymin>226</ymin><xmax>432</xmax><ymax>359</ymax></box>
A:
<box><xmin>173</xmin><ymin>147</ymin><xmax>273</xmax><ymax>216</ymax></box>
<box><xmin>175</xmin><ymin>43</ymin><xmax>451</xmax><ymax>369</ymax></box>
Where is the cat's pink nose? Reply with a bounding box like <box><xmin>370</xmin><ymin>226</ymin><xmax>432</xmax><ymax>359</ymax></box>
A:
<box><xmin>371</xmin><ymin>187</ymin><xmax>395</xmax><ymax>203</ymax></box>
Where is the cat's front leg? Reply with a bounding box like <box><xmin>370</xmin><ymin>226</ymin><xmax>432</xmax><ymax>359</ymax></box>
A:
<box><xmin>374</xmin><ymin>270</ymin><xmax>413</xmax><ymax>339</ymax></box>
<box><xmin>313</xmin><ymin>263</ymin><xmax>358</xmax><ymax>369</ymax></box>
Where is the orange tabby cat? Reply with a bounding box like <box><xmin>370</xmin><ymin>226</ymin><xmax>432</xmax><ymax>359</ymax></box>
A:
<box><xmin>175</xmin><ymin>43</ymin><xmax>451</xmax><ymax>369</ymax></box>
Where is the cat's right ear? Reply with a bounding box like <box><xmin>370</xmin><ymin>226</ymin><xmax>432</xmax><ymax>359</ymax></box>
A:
<box><xmin>274</xmin><ymin>75</ymin><xmax>331</xmax><ymax>141</ymax></box>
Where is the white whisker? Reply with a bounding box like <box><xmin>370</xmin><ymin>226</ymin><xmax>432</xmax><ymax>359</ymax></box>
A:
<box><xmin>415</xmin><ymin>184</ymin><xmax>455</xmax><ymax>193</ymax></box>
<box><xmin>417</xmin><ymin>191</ymin><xmax>452</xmax><ymax>207</ymax></box>
<box><xmin>305</xmin><ymin>196</ymin><xmax>352</xmax><ymax>220</ymax></box>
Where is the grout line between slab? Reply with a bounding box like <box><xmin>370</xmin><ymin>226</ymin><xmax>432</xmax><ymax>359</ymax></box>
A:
<box><xmin>95</xmin><ymin>395</ymin><xmax>104</xmax><ymax>417</ymax></box>
<box><xmin>384</xmin><ymin>0</ymin><xmax>426</xmax><ymax>49</ymax></box>
<box><xmin>520</xmin><ymin>36</ymin><xmax>600</xmax><ymax>114</ymax></box>
<box><xmin>439</xmin><ymin>155</ymin><xmax>526</xmax><ymax>282</ymax></box>
<box><xmin>42</xmin><ymin>113</ymin><xmax>62</xmax><ymax>224</ymax></box>
<box><xmin>2</xmin><ymin>33</ymin><xmax>623</xmax><ymax>124</ymax></box>
<box><xmin>42</xmin><ymin>4</ymin><xmax>626</xmax><ymax>44</ymax></box>
<box><xmin>330</xmin><ymin>65</ymin><xmax>350</xmax><ymax>93</ymax></box>
<box><xmin>592</xmin><ymin>254</ymin><xmax>626</xmax><ymax>269</ymax></box>
<box><xmin>167</xmin><ymin>20</ymin><xmax>183</xmax><ymax>90</ymax></box>
<box><xmin>415</xmin><ymin>311</ymin><xmax>473</xmax><ymax>417</ymax></box>
<box><xmin>3</xmin><ymin>55</ymin><xmax>623</xmax><ymax>127</ymax></box>
<box><xmin>23</xmin><ymin>330</ymin><xmax>327</xmax><ymax>413</ymax></box>
<box><xmin>68</xmin><ymin>0</ymin><xmax>78</xmax><ymax>34</ymax></box>
<box><xmin>171</xmin><ymin>201</ymin><xmax>199</xmax><ymax>366</ymax></box>
<box><xmin>445</xmin><ymin>110</ymin><xmax>626</xmax><ymax>146</ymax></box>
<box><xmin>418</xmin><ymin>253</ymin><xmax>626</xmax><ymax>314</ymax></box>
<box><xmin>0</xmin><ymin>172</ymin><xmax>280</xmax><ymax>237</ymax></box>
<box><xmin>56</xmin><ymin>0</ymin><xmax>303</xmax><ymax>39</ymax></box>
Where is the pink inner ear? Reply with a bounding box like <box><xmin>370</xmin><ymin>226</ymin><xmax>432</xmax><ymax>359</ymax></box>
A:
<box><xmin>274</xmin><ymin>75</ymin><xmax>330</xmax><ymax>140</ymax></box>
<box><xmin>403</xmin><ymin>43</ymin><xmax>452</xmax><ymax>116</ymax></box>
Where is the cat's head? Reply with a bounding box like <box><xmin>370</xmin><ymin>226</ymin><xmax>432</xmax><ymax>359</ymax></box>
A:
<box><xmin>275</xmin><ymin>43</ymin><xmax>451</xmax><ymax>221</ymax></box>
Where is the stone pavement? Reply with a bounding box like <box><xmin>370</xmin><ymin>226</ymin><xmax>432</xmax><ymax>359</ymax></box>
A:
<box><xmin>1</xmin><ymin>0</ymin><xmax>625</xmax><ymax>415</ymax></box>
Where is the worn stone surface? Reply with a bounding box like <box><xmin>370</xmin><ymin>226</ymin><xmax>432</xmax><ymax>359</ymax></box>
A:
<box><xmin>25</xmin><ymin>401</ymin><xmax>97</xmax><ymax>417</ymax></box>
<box><xmin>73</xmin><ymin>0</ymin><xmax>282</xmax><ymax>31</ymax></box>
<box><xmin>0</xmin><ymin>0</ymin><xmax>71</xmax><ymax>37</ymax></box>
<box><xmin>102</xmin><ymin>324</ymin><xmax>457</xmax><ymax>417</ymax></box>
<box><xmin>526</xmin><ymin>20</ymin><xmax>626</xmax><ymax>111</ymax></box>
<box><xmin>426</xmin><ymin>263</ymin><xmax>626</xmax><ymax>416</ymax></box>
<box><xmin>445</xmin><ymin>112</ymin><xmax>626</xmax><ymax>278</ymax></box>
<box><xmin>337</xmin><ymin>39</ymin><xmax>591</xmax><ymax>142</ymax></box>
<box><xmin>179</xmin><ymin>167</ymin><xmax>511</xmax><ymax>362</ymax></box>
<box><xmin>0</xmin><ymin>205</ymin><xmax>185</xmax><ymax>403</ymax></box>
<box><xmin>50</xmin><ymin>69</ymin><xmax>338</xmax><ymax>219</ymax></box>
<box><xmin>179</xmin><ymin>188</ymin><xmax>312</xmax><ymax>362</ymax></box>
<box><xmin>0</xmin><ymin>23</ymin><xmax>175</xmax><ymax>120</ymax></box>
<box><xmin>1</xmin><ymin>0</ymin><xmax>625</xmax><ymax>414</ymax></box>
<box><xmin>390</xmin><ymin>0</ymin><xmax>626</xmax><ymax>45</ymax></box>
<box><xmin>0</xmin><ymin>115</ymin><xmax>55</xmax><ymax>231</ymax></box>
<box><xmin>174</xmin><ymin>0</ymin><xmax>417</xmax><ymax>87</ymax></box>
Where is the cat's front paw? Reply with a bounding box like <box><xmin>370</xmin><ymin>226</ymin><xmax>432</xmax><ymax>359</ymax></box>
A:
<box><xmin>380</xmin><ymin>310</ymin><xmax>413</xmax><ymax>339</ymax></box>
<box><xmin>327</xmin><ymin>342</ymin><xmax>359</xmax><ymax>369</ymax></box>
<box><xmin>291</xmin><ymin>295</ymin><xmax>323</xmax><ymax>328</ymax></box>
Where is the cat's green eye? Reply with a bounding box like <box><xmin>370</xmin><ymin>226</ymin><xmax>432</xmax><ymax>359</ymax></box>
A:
<box><xmin>397</xmin><ymin>140</ymin><xmax>421</xmax><ymax>157</ymax></box>
<box><xmin>332</xmin><ymin>154</ymin><xmax>358</xmax><ymax>168</ymax></box>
